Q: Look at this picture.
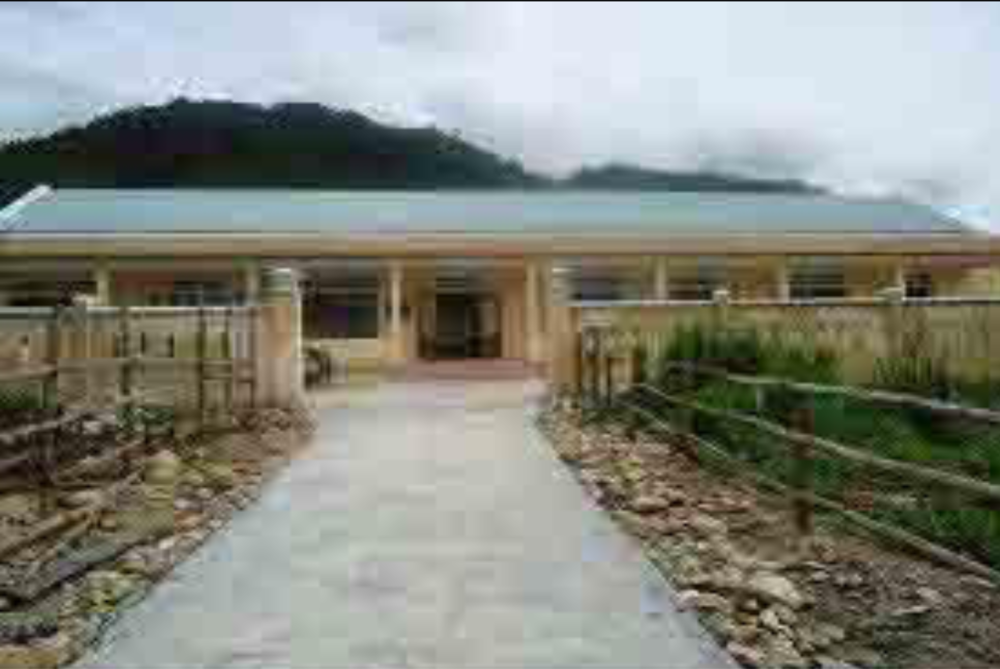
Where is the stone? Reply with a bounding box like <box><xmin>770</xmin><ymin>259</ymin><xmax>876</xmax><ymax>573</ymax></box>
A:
<box><xmin>86</xmin><ymin>570</ymin><xmax>137</xmax><ymax>608</ymax></box>
<box><xmin>60</xmin><ymin>489</ymin><xmax>104</xmax><ymax>509</ymax></box>
<box><xmin>726</xmin><ymin>642</ymin><xmax>765</xmax><ymax>667</ymax></box>
<box><xmin>891</xmin><ymin>604</ymin><xmax>931</xmax><ymax>618</ymax></box>
<box><xmin>0</xmin><ymin>597</ymin><xmax>10</xmax><ymax>612</ymax></box>
<box><xmin>764</xmin><ymin>636</ymin><xmax>809</xmax><ymax>668</ymax></box>
<box><xmin>630</xmin><ymin>495</ymin><xmax>672</xmax><ymax>514</ymax></box>
<box><xmin>678</xmin><ymin>590</ymin><xmax>733</xmax><ymax>615</ymax></box>
<box><xmin>0</xmin><ymin>493</ymin><xmax>39</xmax><ymax>524</ymax></box>
<box><xmin>0</xmin><ymin>641</ymin><xmax>66</xmax><ymax>669</ymax></box>
<box><xmin>916</xmin><ymin>586</ymin><xmax>944</xmax><ymax>607</ymax></box>
<box><xmin>816</xmin><ymin>659</ymin><xmax>863</xmax><ymax>669</ymax></box>
<box><xmin>98</xmin><ymin>516</ymin><xmax>120</xmax><ymax>531</ymax></box>
<box><xmin>688</xmin><ymin>513</ymin><xmax>727</xmax><ymax>537</ymax></box>
<box><xmin>760</xmin><ymin>608</ymin><xmax>788</xmax><ymax>634</ymax></box>
<box><xmin>815</xmin><ymin>623</ymin><xmax>846</xmax><ymax>645</ymax></box>
<box><xmin>146</xmin><ymin>450</ymin><xmax>183</xmax><ymax>485</ymax></box>
<box><xmin>745</xmin><ymin>572</ymin><xmax>804</xmax><ymax>610</ymax></box>
<box><xmin>745</xmin><ymin>572</ymin><xmax>805</xmax><ymax>609</ymax></box>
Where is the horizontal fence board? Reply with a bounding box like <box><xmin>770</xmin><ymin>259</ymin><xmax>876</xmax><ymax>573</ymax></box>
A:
<box><xmin>634</xmin><ymin>383</ymin><xmax>1000</xmax><ymax>505</ymax></box>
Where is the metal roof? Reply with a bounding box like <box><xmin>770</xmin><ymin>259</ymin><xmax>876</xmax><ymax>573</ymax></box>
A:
<box><xmin>0</xmin><ymin>187</ymin><xmax>974</xmax><ymax>237</ymax></box>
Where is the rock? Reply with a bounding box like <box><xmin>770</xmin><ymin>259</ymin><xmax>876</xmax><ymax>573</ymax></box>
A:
<box><xmin>678</xmin><ymin>590</ymin><xmax>733</xmax><ymax>615</ymax></box>
<box><xmin>688</xmin><ymin>513</ymin><xmax>727</xmax><ymax>537</ymax></box>
<box><xmin>0</xmin><ymin>494</ymin><xmax>39</xmax><ymax>524</ymax></box>
<box><xmin>815</xmin><ymin>623</ymin><xmax>846</xmax><ymax>645</ymax></box>
<box><xmin>745</xmin><ymin>573</ymin><xmax>805</xmax><ymax>610</ymax></box>
<box><xmin>760</xmin><ymin>608</ymin><xmax>790</xmax><ymax>635</ymax></box>
<box><xmin>764</xmin><ymin>636</ymin><xmax>809</xmax><ymax>668</ymax></box>
<box><xmin>60</xmin><ymin>489</ymin><xmax>104</xmax><ymax>509</ymax></box>
<box><xmin>98</xmin><ymin>516</ymin><xmax>120</xmax><ymax>531</ymax></box>
<box><xmin>146</xmin><ymin>450</ymin><xmax>183</xmax><ymax>485</ymax></box>
<box><xmin>630</xmin><ymin>495</ymin><xmax>672</xmax><ymax>514</ymax></box>
<box><xmin>891</xmin><ymin>604</ymin><xmax>931</xmax><ymax>618</ymax></box>
<box><xmin>85</xmin><ymin>570</ymin><xmax>137</xmax><ymax>608</ymax></box>
<box><xmin>726</xmin><ymin>641</ymin><xmax>765</xmax><ymax>667</ymax></box>
<box><xmin>0</xmin><ymin>597</ymin><xmax>10</xmax><ymax>612</ymax></box>
<box><xmin>816</xmin><ymin>659</ymin><xmax>863</xmax><ymax>669</ymax></box>
<box><xmin>916</xmin><ymin>586</ymin><xmax>944</xmax><ymax>607</ymax></box>
<box><xmin>0</xmin><ymin>640</ymin><xmax>69</xmax><ymax>669</ymax></box>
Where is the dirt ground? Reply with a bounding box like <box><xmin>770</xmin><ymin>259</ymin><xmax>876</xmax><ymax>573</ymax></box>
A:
<box><xmin>538</xmin><ymin>402</ymin><xmax>1000</xmax><ymax>669</ymax></box>
<box><xmin>0</xmin><ymin>406</ymin><xmax>313</xmax><ymax>668</ymax></box>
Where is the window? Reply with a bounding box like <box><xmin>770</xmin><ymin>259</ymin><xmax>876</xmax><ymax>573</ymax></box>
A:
<box><xmin>789</xmin><ymin>263</ymin><xmax>846</xmax><ymax>299</ymax></box>
<box><xmin>905</xmin><ymin>271</ymin><xmax>934</xmax><ymax>298</ymax></box>
<box><xmin>304</xmin><ymin>290</ymin><xmax>379</xmax><ymax>339</ymax></box>
<box><xmin>170</xmin><ymin>281</ymin><xmax>238</xmax><ymax>306</ymax></box>
<box><xmin>670</xmin><ymin>267</ymin><xmax>726</xmax><ymax>301</ymax></box>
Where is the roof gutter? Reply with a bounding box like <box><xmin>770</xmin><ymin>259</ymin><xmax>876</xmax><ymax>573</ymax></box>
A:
<box><xmin>0</xmin><ymin>184</ymin><xmax>53</xmax><ymax>232</ymax></box>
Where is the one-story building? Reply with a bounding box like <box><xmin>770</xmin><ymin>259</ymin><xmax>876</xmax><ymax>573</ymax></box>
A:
<box><xmin>1</xmin><ymin>186</ymin><xmax>997</xmax><ymax>371</ymax></box>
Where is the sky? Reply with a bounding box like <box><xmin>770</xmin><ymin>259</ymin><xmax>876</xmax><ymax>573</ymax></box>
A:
<box><xmin>1</xmin><ymin>1</ymin><xmax>999</xmax><ymax>225</ymax></box>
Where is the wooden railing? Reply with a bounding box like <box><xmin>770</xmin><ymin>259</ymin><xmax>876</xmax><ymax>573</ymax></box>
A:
<box><xmin>571</xmin><ymin>326</ymin><xmax>1000</xmax><ymax>584</ymax></box>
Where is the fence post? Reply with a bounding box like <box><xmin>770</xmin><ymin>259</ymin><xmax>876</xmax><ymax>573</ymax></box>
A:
<box><xmin>790</xmin><ymin>401</ymin><xmax>816</xmax><ymax>538</ymax></box>
<box><xmin>255</xmin><ymin>268</ymin><xmax>304</xmax><ymax>408</ymax></box>
<box><xmin>196</xmin><ymin>301</ymin><xmax>208</xmax><ymax>427</ymax></box>
<box><xmin>881</xmin><ymin>286</ymin><xmax>906</xmax><ymax>361</ymax></box>
<box><xmin>712</xmin><ymin>288</ymin><xmax>732</xmax><ymax>335</ymax></box>
<box><xmin>43</xmin><ymin>308</ymin><xmax>60</xmax><ymax>417</ymax></box>
<box><xmin>222</xmin><ymin>307</ymin><xmax>234</xmax><ymax>417</ymax></box>
<box><xmin>119</xmin><ymin>303</ymin><xmax>134</xmax><ymax>427</ymax></box>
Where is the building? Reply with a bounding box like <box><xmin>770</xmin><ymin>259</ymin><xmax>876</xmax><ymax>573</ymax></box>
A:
<box><xmin>1</xmin><ymin>186</ymin><xmax>997</xmax><ymax>371</ymax></box>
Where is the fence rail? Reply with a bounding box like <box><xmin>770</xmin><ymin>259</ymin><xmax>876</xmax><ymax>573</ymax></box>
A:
<box><xmin>0</xmin><ymin>303</ymin><xmax>259</xmax><ymax>467</ymax></box>
<box><xmin>566</xmin><ymin>296</ymin><xmax>1000</xmax><ymax>583</ymax></box>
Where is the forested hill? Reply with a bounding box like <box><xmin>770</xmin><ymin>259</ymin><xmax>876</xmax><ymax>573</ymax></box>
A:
<box><xmin>0</xmin><ymin>99</ymin><xmax>824</xmax><ymax>201</ymax></box>
<box><xmin>0</xmin><ymin>99</ymin><xmax>543</xmax><ymax>191</ymax></box>
<box><xmin>566</xmin><ymin>163</ymin><xmax>823</xmax><ymax>194</ymax></box>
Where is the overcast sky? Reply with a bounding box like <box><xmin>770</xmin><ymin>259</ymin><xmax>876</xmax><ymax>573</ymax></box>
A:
<box><xmin>1</xmin><ymin>2</ymin><xmax>999</xmax><ymax>224</ymax></box>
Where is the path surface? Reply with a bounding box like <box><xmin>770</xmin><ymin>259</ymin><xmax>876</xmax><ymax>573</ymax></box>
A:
<box><xmin>80</xmin><ymin>379</ymin><xmax>732</xmax><ymax>669</ymax></box>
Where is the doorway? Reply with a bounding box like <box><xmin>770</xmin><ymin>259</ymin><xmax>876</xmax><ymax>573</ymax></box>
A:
<box><xmin>425</xmin><ymin>293</ymin><xmax>502</xmax><ymax>360</ymax></box>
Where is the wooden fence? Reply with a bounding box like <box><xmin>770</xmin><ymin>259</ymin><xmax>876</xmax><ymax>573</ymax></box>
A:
<box><xmin>559</xmin><ymin>291</ymin><xmax>1000</xmax><ymax>387</ymax></box>
<box><xmin>566</xmin><ymin>298</ymin><xmax>1000</xmax><ymax>583</ymax></box>
<box><xmin>0</xmin><ymin>304</ymin><xmax>259</xmax><ymax>478</ymax></box>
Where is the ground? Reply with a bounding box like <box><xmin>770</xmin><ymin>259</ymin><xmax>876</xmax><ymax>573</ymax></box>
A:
<box><xmin>77</xmin><ymin>379</ymin><xmax>733</xmax><ymax>669</ymax></box>
<box><xmin>537</xmin><ymin>401</ymin><xmax>1000</xmax><ymax>669</ymax></box>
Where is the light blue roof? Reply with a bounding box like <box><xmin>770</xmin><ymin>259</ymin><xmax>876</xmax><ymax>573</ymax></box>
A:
<box><xmin>0</xmin><ymin>188</ymin><xmax>973</xmax><ymax>236</ymax></box>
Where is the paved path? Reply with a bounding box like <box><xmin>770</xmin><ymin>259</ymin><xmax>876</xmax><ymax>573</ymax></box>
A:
<box><xmin>80</xmin><ymin>380</ymin><xmax>732</xmax><ymax>669</ymax></box>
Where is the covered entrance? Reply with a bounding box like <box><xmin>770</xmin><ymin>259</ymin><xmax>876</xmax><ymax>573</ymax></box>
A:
<box><xmin>418</xmin><ymin>267</ymin><xmax>503</xmax><ymax>361</ymax></box>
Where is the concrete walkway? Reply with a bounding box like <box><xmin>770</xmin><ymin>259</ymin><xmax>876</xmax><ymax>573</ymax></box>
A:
<box><xmin>80</xmin><ymin>379</ymin><xmax>732</xmax><ymax>669</ymax></box>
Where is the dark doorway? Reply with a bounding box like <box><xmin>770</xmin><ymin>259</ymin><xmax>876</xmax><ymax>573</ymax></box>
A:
<box><xmin>428</xmin><ymin>293</ymin><xmax>502</xmax><ymax>360</ymax></box>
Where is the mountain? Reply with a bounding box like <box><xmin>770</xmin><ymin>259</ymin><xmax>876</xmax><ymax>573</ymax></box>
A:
<box><xmin>0</xmin><ymin>99</ymin><xmax>823</xmax><ymax>196</ymax></box>
<box><xmin>567</xmin><ymin>163</ymin><xmax>823</xmax><ymax>194</ymax></box>
<box><xmin>0</xmin><ymin>99</ymin><xmax>544</xmax><ymax>190</ymax></box>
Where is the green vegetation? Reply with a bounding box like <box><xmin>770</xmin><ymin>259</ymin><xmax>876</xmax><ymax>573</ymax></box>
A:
<box><xmin>609</xmin><ymin>323</ymin><xmax>1000</xmax><ymax>569</ymax></box>
<box><xmin>0</xmin><ymin>99</ymin><xmax>825</xmax><ymax>196</ymax></box>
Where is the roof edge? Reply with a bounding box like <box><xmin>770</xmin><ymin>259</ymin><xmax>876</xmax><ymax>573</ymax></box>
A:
<box><xmin>0</xmin><ymin>184</ymin><xmax>53</xmax><ymax>230</ymax></box>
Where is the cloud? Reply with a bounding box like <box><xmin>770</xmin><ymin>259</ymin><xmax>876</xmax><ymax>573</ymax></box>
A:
<box><xmin>1</xmin><ymin>2</ymin><xmax>999</xmax><ymax>224</ymax></box>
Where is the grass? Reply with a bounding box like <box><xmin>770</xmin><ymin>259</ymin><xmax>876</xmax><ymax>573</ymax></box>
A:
<box><xmin>605</xmin><ymin>322</ymin><xmax>1000</xmax><ymax>570</ymax></box>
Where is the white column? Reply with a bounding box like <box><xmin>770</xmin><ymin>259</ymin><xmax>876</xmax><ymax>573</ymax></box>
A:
<box><xmin>654</xmin><ymin>259</ymin><xmax>670</xmax><ymax>300</ymax></box>
<box><xmin>95</xmin><ymin>265</ymin><xmax>113</xmax><ymax>305</ymax></box>
<box><xmin>776</xmin><ymin>259</ymin><xmax>791</xmax><ymax>301</ymax></box>
<box><xmin>243</xmin><ymin>262</ymin><xmax>261</xmax><ymax>304</ymax></box>
<box><xmin>388</xmin><ymin>262</ymin><xmax>405</xmax><ymax>365</ymax></box>
<box><xmin>893</xmin><ymin>263</ymin><xmax>908</xmax><ymax>294</ymax></box>
<box><xmin>525</xmin><ymin>261</ymin><xmax>543</xmax><ymax>364</ymax></box>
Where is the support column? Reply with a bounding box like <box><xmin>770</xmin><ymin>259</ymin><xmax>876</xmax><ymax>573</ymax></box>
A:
<box><xmin>525</xmin><ymin>261</ymin><xmax>544</xmax><ymax>364</ymax></box>
<box><xmin>243</xmin><ymin>262</ymin><xmax>261</xmax><ymax>304</ymax></box>
<box><xmin>776</xmin><ymin>259</ymin><xmax>791</xmax><ymax>301</ymax></box>
<box><xmin>548</xmin><ymin>268</ymin><xmax>577</xmax><ymax>393</ymax></box>
<box><xmin>893</xmin><ymin>262</ymin><xmax>908</xmax><ymax>295</ymax></box>
<box><xmin>654</xmin><ymin>259</ymin><xmax>670</xmax><ymax>300</ymax></box>
<box><xmin>388</xmin><ymin>262</ymin><xmax>405</xmax><ymax>366</ymax></box>
<box><xmin>256</xmin><ymin>268</ymin><xmax>304</xmax><ymax>407</ymax></box>
<box><xmin>94</xmin><ymin>265</ymin><xmax>112</xmax><ymax>306</ymax></box>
